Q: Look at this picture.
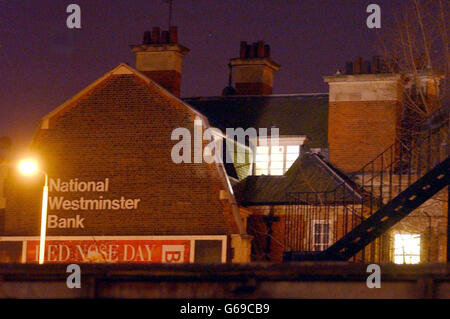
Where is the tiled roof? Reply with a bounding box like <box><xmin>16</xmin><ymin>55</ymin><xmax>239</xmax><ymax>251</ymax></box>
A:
<box><xmin>233</xmin><ymin>152</ymin><xmax>361</xmax><ymax>205</ymax></box>
<box><xmin>183</xmin><ymin>94</ymin><xmax>329</xmax><ymax>148</ymax></box>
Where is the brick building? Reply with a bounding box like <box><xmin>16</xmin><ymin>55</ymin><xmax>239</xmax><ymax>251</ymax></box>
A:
<box><xmin>185</xmin><ymin>41</ymin><xmax>448</xmax><ymax>264</ymax></box>
<box><xmin>0</xmin><ymin>28</ymin><xmax>448</xmax><ymax>264</ymax></box>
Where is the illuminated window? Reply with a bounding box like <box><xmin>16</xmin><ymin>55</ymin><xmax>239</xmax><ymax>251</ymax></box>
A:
<box><xmin>286</xmin><ymin>145</ymin><xmax>300</xmax><ymax>169</ymax></box>
<box><xmin>394</xmin><ymin>234</ymin><xmax>421</xmax><ymax>264</ymax></box>
<box><xmin>312</xmin><ymin>221</ymin><xmax>332</xmax><ymax>251</ymax></box>
<box><xmin>254</xmin><ymin>144</ymin><xmax>300</xmax><ymax>176</ymax></box>
<box><xmin>255</xmin><ymin>146</ymin><xmax>269</xmax><ymax>175</ymax></box>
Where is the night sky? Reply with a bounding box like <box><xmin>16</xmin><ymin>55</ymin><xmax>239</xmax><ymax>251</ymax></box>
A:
<box><xmin>1</xmin><ymin>0</ymin><xmax>403</xmax><ymax>147</ymax></box>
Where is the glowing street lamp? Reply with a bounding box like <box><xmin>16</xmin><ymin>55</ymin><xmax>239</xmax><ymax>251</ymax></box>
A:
<box><xmin>17</xmin><ymin>158</ymin><xmax>48</xmax><ymax>265</ymax></box>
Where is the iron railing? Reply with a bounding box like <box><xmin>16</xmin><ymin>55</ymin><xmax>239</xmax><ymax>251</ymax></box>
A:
<box><xmin>357</xmin><ymin>120</ymin><xmax>448</xmax><ymax>210</ymax></box>
<box><xmin>284</xmin><ymin>116</ymin><xmax>449</xmax><ymax>263</ymax></box>
<box><xmin>285</xmin><ymin>185</ymin><xmax>364</xmax><ymax>261</ymax></box>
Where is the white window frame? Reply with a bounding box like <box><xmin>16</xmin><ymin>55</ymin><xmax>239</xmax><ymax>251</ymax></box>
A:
<box><xmin>311</xmin><ymin>220</ymin><xmax>333</xmax><ymax>252</ymax></box>
<box><xmin>250</xmin><ymin>136</ymin><xmax>307</xmax><ymax>176</ymax></box>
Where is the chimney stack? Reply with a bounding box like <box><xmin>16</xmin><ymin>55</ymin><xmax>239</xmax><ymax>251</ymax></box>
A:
<box><xmin>324</xmin><ymin>56</ymin><xmax>406</xmax><ymax>172</ymax></box>
<box><xmin>230</xmin><ymin>40</ymin><xmax>280</xmax><ymax>95</ymax></box>
<box><xmin>130</xmin><ymin>26</ymin><xmax>189</xmax><ymax>97</ymax></box>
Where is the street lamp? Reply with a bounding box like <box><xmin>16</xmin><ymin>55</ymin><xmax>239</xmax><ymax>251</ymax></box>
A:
<box><xmin>17</xmin><ymin>158</ymin><xmax>48</xmax><ymax>265</ymax></box>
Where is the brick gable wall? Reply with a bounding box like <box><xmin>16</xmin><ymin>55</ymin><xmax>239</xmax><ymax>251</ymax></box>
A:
<box><xmin>3</xmin><ymin>73</ymin><xmax>238</xmax><ymax>236</ymax></box>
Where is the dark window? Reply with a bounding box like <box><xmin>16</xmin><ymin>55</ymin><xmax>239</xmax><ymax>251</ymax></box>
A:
<box><xmin>194</xmin><ymin>240</ymin><xmax>223</xmax><ymax>263</ymax></box>
<box><xmin>0</xmin><ymin>241</ymin><xmax>22</xmax><ymax>263</ymax></box>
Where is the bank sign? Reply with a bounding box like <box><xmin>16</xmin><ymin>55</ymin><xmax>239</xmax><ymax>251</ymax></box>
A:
<box><xmin>47</xmin><ymin>178</ymin><xmax>141</xmax><ymax>229</ymax></box>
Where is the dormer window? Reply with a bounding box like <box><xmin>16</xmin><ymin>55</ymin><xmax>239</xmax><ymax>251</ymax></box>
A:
<box><xmin>252</xmin><ymin>136</ymin><xmax>307</xmax><ymax>176</ymax></box>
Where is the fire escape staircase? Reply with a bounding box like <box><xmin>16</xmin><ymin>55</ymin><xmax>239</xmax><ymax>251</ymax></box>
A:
<box><xmin>285</xmin><ymin>114</ymin><xmax>449</xmax><ymax>262</ymax></box>
<box><xmin>318</xmin><ymin>157</ymin><xmax>448</xmax><ymax>261</ymax></box>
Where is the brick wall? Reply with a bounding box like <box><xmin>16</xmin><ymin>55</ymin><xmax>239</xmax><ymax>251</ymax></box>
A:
<box><xmin>328</xmin><ymin>100</ymin><xmax>401</xmax><ymax>172</ymax></box>
<box><xmin>247</xmin><ymin>204</ymin><xmax>377</xmax><ymax>262</ymax></box>
<box><xmin>3</xmin><ymin>70</ymin><xmax>238</xmax><ymax>237</ymax></box>
<box><xmin>141</xmin><ymin>70</ymin><xmax>181</xmax><ymax>97</ymax></box>
<box><xmin>246</xmin><ymin>193</ymin><xmax>447</xmax><ymax>264</ymax></box>
<box><xmin>388</xmin><ymin>190</ymin><xmax>448</xmax><ymax>263</ymax></box>
<box><xmin>235</xmin><ymin>82</ymin><xmax>273</xmax><ymax>95</ymax></box>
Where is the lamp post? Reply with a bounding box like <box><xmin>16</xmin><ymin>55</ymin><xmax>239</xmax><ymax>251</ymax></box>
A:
<box><xmin>17</xmin><ymin>159</ymin><xmax>48</xmax><ymax>265</ymax></box>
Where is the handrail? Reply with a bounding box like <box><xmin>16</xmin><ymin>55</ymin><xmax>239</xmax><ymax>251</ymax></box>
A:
<box><xmin>284</xmin><ymin>109</ymin><xmax>449</xmax><ymax>263</ymax></box>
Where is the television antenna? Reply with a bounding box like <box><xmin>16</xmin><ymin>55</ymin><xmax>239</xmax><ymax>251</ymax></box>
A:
<box><xmin>164</xmin><ymin>0</ymin><xmax>175</xmax><ymax>29</ymax></box>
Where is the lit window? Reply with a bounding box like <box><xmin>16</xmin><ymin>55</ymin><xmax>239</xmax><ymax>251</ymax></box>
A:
<box><xmin>286</xmin><ymin>145</ymin><xmax>300</xmax><ymax>170</ymax></box>
<box><xmin>255</xmin><ymin>146</ymin><xmax>269</xmax><ymax>175</ymax></box>
<box><xmin>394</xmin><ymin>234</ymin><xmax>421</xmax><ymax>264</ymax></box>
<box><xmin>270</xmin><ymin>146</ymin><xmax>284</xmax><ymax>175</ymax></box>
<box><xmin>312</xmin><ymin>221</ymin><xmax>332</xmax><ymax>251</ymax></box>
<box><xmin>254</xmin><ymin>144</ymin><xmax>300</xmax><ymax>176</ymax></box>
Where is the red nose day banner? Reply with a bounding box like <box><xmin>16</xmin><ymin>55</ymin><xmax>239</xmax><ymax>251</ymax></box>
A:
<box><xmin>26</xmin><ymin>240</ymin><xmax>190</xmax><ymax>263</ymax></box>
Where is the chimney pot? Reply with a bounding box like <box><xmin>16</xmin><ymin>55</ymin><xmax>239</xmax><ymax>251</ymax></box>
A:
<box><xmin>152</xmin><ymin>27</ymin><xmax>161</xmax><ymax>44</ymax></box>
<box><xmin>362</xmin><ymin>61</ymin><xmax>371</xmax><ymax>74</ymax></box>
<box><xmin>247</xmin><ymin>44</ymin><xmax>254</xmax><ymax>58</ymax></box>
<box><xmin>169</xmin><ymin>26</ymin><xmax>178</xmax><ymax>43</ymax></box>
<box><xmin>264</xmin><ymin>45</ymin><xmax>271</xmax><ymax>58</ymax></box>
<box><xmin>250</xmin><ymin>43</ymin><xmax>258</xmax><ymax>58</ymax></box>
<box><xmin>143</xmin><ymin>31</ymin><xmax>152</xmax><ymax>44</ymax></box>
<box><xmin>240</xmin><ymin>41</ymin><xmax>247</xmax><ymax>58</ymax></box>
<box><xmin>372</xmin><ymin>56</ymin><xmax>380</xmax><ymax>73</ymax></box>
<box><xmin>380</xmin><ymin>59</ymin><xmax>389</xmax><ymax>73</ymax></box>
<box><xmin>354</xmin><ymin>57</ymin><xmax>362</xmax><ymax>74</ymax></box>
<box><xmin>345</xmin><ymin>62</ymin><xmax>353</xmax><ymax>74</ymax></box>
<box><xmin>161</xmin><ymin>31</ymin><xmax>169</xmax><ymax>44</ymax></box>
<box><xmin>256</xmin><ymin>41</ymin><xmax>265</xmax><ymax>58</ymax></box>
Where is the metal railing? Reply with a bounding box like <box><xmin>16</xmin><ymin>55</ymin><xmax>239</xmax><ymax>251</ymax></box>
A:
<box><xmin>284</xmin><ymin>116</ymin><xmax>449</xmax><ymax>263</ymax></box>
<box><xmin>285</xmin><ymin>186</ymin><xmax>364</xmax><ymax>261</ymax></box>
<box><xmin>357</xmin><ymin>120</ymin><xmax>448</xmax><ymax>209</ymax></box>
